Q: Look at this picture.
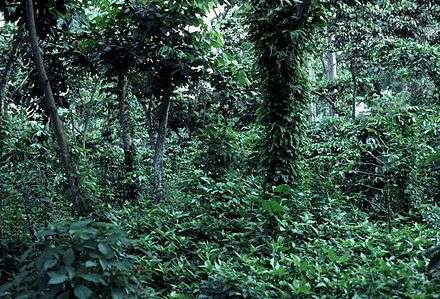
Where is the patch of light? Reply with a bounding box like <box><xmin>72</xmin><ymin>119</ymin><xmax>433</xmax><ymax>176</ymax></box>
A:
<box><xmin>0</xmin><ymin>12</ymin><xmax>4</xmax><ymax>28</ymax></box>
<box><xmin>355</xmin><ymin>102</ymin><xmax>370</xmax><ymax>116</ymax></box>
<box><xmin>188</xmin><ymin>4</ymin><xmax>225</xmax><ymax>32</ymax></box>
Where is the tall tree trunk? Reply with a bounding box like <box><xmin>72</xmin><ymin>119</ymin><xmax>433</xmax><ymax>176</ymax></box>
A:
<box><xmin>153</xmin><ymin>94</ymin><xmax>170</xmax><ymax>202</ymax></box>
<box><xmin>25</xmin><ymin>0</ymin><xmax>87</xmax><ymax>215</ymax></box>
<box><xmin>0</xmin><ymin>55</ymin><xmax>13</xmax><ymax>120</ymax></box>
<box><xmin>0</xmin><ymin>31</ymin><xmax>21</xmax><ymax>119</ymax></box>
<box><xmin>138</xmin><ymin>97</ymin><xmax>157</xmax><ymax>148</ymax></box>
<box><xmin>307</xmin><ymin>59</ymin><xmax>317</xmax><ymax>122</ymax></box>
<box><xmin>350</xmin><ymin>60</ymin><xmax>358</xmax><ymax>121</ymax></box>
<box><xmin>250</xmin><ymin>1</ymin><xmax>312</xmax><ymax>188</ymax></box>
<box><xmin>325</xmin><ymin>33</ymin><xmax>337</xmax><ymax>116</ymax></box>
<box><xmin>117</xmin><ymin>72</ymin><xmax>137</xmax><ymax>200</ymax></box>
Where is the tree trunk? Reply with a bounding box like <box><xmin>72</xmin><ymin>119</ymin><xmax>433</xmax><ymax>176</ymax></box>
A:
<box><xmin>0</xmin><ymin>55</ymin><xmax>13</xmax><ymax>119</ymax></box>
<box><xmin>25</xmin><ymin>0</ymin><xmax>87</xmax><ymax>215</ymax></box>
<box><xmin>153</xmin><ymin>94</ymin><xmax>171</xmax><ymax>202</ymax></box>
<box><xmin>0</xmin><ymin>31</ymin><xmax>21</xmax><ymax>119</ymax></box>
<box><xmin>325</xmin><ymin>33</ymin><xmax>337</xmax><ymax>116</ymax></box>
<box><xmin>138</xmin><ymin>97</ymin><xmax>157</xmax><ymax>148</ymax></box>
<box><xmin>117</xmin><ymin>72</ymin><xmax>137</xmax><ymax>200</ymax></box>
<box><xmin>307</xmin><ymin>59</ymin><xmax>317</xmax><ymax>122</ymax></box>
<box><xmin>250</xmin><ymin>2</ymin><xmax>312</xmax><ymax>188</ymax></box>
<box><xmin>350</xmin><ymin>60</ymin><xmax>358</xmax><ymax>121</ymax></box>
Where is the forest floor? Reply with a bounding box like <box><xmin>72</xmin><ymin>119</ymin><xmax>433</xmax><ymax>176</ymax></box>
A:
<box><xmin>109</xmin><ymin>181</ymin><xmax>440</xmax><ymax>298</ymax></box>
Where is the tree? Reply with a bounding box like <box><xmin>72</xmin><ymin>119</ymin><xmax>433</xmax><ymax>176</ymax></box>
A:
<box><xmin>325</xmin><ymin>32</ymin><xmax>337</xmax><ymax>116</ymax></box>
<box><xmin>24</xmin><ymin>0</ymin><xmax>87</xmax><ymax>215</ymax></box>
<box><xmin>0</xmin><ymin>31</ymin><xmax>20</xmax><ymax>119</ymax></box>
<box><xmin>100</xmin><ymin>44</ymin><xmax>138</xmax><ymax>201</ymax></box>
<box><xmin>127</xmin><ymin>1</ymin><xmax>218</xmax><ymax>201</ymax></box>
<box><xmin>248</xmin><ymin>0</ymin><xmax>320</xmax><ymax>188</ymax></box>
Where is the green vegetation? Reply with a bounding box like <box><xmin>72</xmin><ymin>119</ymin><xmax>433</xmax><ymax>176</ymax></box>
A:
<box><xmin>0</xmin><ymin>0</ymin><xmax>439</xmax><ymax>298</ymax></box>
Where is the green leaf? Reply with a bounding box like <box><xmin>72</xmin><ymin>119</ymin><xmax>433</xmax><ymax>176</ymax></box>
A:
<box><xmin>80</xmin><ymin>273</ymin><xmax>106</xmax><ymax>285</ymax></box>
<box><xmin>85</xmin><ymin>260</ymin><xmax>97</xmax><ymax>268</ymax></box>
<box><xmin>74</xmin><ymin>285</ymin><xmax>93</xmax><ymax>299</ymax></box>
<box><xmin>0</xmin><ymin>281</ymin><xmax>14</xmax><ymax>296</ymax></box>
<box><xmin>63</xmin><ymin>248</ymin><xmax>75</xmax><ymax>266</ymax></box>
<box><xmin>261</xmin><ymin>200</ymin><xmax>284</xmax><ymax>215</ymax></box>
<box><xmin>43</xmin><ymin>257</ymin><xmax>58</xmax><ymax>270</ymax></box>
<box><xmin>98</xmin><ymin>243</ymin><xmax>112</xmax><ymax>256</ymax></box>
<box><xmin>66</xmin><ymin>266</ymin><xmax>76</xmax><ymax>279</ymax></box>
<box><xmin>170</xmin><ymin>292</ymin><xmax>193</xmax><ymax>299</ymax></box>
<box><xmin>111</xmin><ymin>289</ymin><xmax>124</xmax><ymax>299</ymax></box>
<box><xmin>70</xmin><ymin>220</ymin><xmax>92</xmax><ymax>231</ymax></box>
<box><xmin>236</xmin><ymin>70</ymin><xmax>251</xmax><ymax>86</ymax></box>
<box><xmin>48</xmin><ymin>271</ymin><xmax>68</xmax><ymax>285</ymax></box>
<box><xmin>274</xmin><ymin>184</ymin><xmax>292</xmax><ymax>196</ymax></box>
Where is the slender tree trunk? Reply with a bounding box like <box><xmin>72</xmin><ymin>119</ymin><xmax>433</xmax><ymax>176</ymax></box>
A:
<box><xmin>0</xmin><ymin>31</ymin><xmax>21</xmax><ymax>119</ymax></box>
<box><xmin>25</xmin><ymin>0</ymin><xmax>87</xmax><ymax>215</ymax></box>
<box><xmin>0</xmin><ymin>56</ymin><xmax>13</xmax><ymax>119</ymax></box>
<box><xmin>325</xmin><ymin>33</ymin><xmax>337</xmax><ymax>116</ymax></box>
<box><xmin>153</xmin><ymin>94</ymin><xmax>171</xmax><ymax>202</ymax></box>
<box><xmin>307</xmin><ymin>59</ymin><xmax>317</xmax><ymax>122</ymax></box>
<box><xmin>138</xmin><ymin>97</ymin><xmax>157</xmax><ymax>148</ymax></box>
<box><xmin>350</xmin><ymin>61</ymin><xmax>357</xmax><ymax>121</ymax></box>
<box><xmin>117</xmin><ymin>72</ymin><xmax>137</xmax><ymax>200</ymax></box>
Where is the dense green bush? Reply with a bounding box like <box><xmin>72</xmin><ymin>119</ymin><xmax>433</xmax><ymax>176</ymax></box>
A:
<box><xmin>0</xmin><ymin>219</ymin><xmax>137</xmax><ymax>299</ymax></box>
<box><xmin>196</xmin><ymin>123</ymin><xmax>239</xmax><ymax>178</ymax></box>
<box><xmin>106</xmin><ymin>176</ymin><xmax>439</xmax><ymax>298</ymax></box>
<box><xmin>308</xmin><ymin>102</ymin><xmax>439</xmax><ymax>219</ymax></box>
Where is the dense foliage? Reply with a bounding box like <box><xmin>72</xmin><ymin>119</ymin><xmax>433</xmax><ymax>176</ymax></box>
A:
<box><xmin>0</xmin><ymin>0</ymin><xmax>439</xmax><ymax>298</ymax></box>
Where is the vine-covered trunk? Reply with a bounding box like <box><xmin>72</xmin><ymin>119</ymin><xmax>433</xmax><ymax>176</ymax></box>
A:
<box><xmin>25</xmin><ymin>0</ymin><xmax>87</xmax><ymax>215</ymax></box>
<box><xmin>153</xmin><ymin>94</ymin><xmax>170</xmax><ymax>202</ymax></box>
<box><xmin>250</xmin><ymin>1</ymin><xmax>312</xmax><ymax>189</ymax></box>
<box><xmin>260</xmin><ymin>52</ymin><xmax>308</xmax><ymax>188</ymax></box>
<box><xmin>117</xmin><ymin>72</ymin><xmax>137</xmax><ymax>200</ymax></box>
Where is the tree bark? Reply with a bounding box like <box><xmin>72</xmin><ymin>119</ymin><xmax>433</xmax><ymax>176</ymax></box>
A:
<box><xmin>250</xmin><ymin>1</ymin><xmax>313</xmax><ymax>188</ymax></box>
<box><xmin>117</xmin><ymin>72</ymin><xmax>137</xmax><ymax>200</ymax></box>
<box><xmin>307</xmin><ymin>59</ymin><xmax>317</xmax><ymax>122</ymax></box>
<box><xmin>350</xmin><ymin>60</ymin><xmax>358</xmax><ymax>121</ymax></box>
<box><xmin>25</xmin><ymin>0</ymin><xmax>87</xmax><ymax>215</ymax></box>
<box><xmin>0</xmin><ymin>31</ymin><xmax>21</xmax><ymax>119</ymax></box>
<box><xmin>153</xmin><ymin>94</ymin><xmax>171</xmax><ymax>202</ymax></box>
<box><xmin>0</xmin><ymin>56</ymin><xmax>13</xmax><ymax>119</ymax></box>
<box><xmin>138</xmin><ymin>97</ymin><xmax>157</xmax><ymax>148</ymax></box>
<box><xmin>325</xmin><ymin>33</ymin><xmax>337</xmax><ymax>116</ymax></box>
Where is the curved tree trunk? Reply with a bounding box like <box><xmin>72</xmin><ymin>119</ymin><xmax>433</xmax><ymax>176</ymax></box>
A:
<box><xmin>25</xmin><ymin>0</ymin><xmax>87</xmax><ymax>215</ymax></box>
<box><xmin>153</xmin><ymin>94</ymin><xmax>170</xmax><ymax>202</ymax></box>
<box><xmin>117</xmin><ymin>72</ymin><xmax>137</xmax><ymax>200</ymax></box>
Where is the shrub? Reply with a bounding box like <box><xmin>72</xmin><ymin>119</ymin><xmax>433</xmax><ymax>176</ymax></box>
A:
<box><xmin>0</xmin><ymin>219</ymin><xmax>137</xmax><ymax>299</ymax></box>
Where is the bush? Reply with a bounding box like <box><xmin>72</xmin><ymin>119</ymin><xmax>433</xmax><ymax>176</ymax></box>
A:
<box><xmin>196</xmin><ymin>123</ymin><xmax>240</xmax><ymax>178</ymax></box>
<box><xmin>0</xmin><ymin>219</ymin><xmax>137</xmax><ymax>299</ymax></box>
<box><xmin>308</xmin><ymin>104</ymin><xmax>440</xmax><ymax>218</ymax></box>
